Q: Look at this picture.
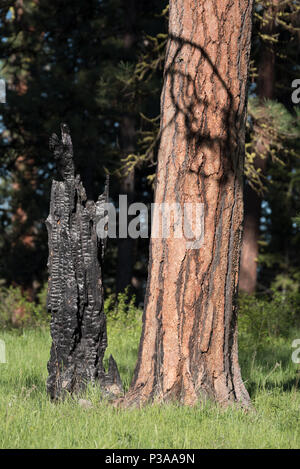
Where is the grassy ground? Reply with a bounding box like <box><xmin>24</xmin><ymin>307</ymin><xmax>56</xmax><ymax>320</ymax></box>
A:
<box><xmin>0</xmin><ymin>321</ymin><xmax>299</xmax><ymax>449</ymax></box>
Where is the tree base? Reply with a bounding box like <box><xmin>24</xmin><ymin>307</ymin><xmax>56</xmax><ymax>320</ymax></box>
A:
<box><xmin>116</xmin><ymin>377</ymin><xmax>251</xmax><ymax>409</ymax></box>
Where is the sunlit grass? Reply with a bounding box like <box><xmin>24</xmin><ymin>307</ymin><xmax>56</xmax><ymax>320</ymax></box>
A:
<box><xmin>0</xmin><ymin>323</ymin><xmax>299</xmax><ymax>449</ymax></box>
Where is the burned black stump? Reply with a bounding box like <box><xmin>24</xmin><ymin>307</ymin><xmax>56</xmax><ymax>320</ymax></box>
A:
<box><xmin>46</xmin><ymin>123</ymin><xmax>123</xmax><ymax>400</ymax></box>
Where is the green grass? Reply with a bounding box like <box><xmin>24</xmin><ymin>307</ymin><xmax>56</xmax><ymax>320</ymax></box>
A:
<box><xmin>0</xmin><ymin>322</ymin><xmax>299</xmax><ymax>449</ymax></box>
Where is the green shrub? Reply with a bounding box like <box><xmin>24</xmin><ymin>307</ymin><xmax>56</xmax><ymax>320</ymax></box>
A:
<box><xmin>0</xmin><ymin>283</ymin><xmax>49</xmax><ymax>328</ymax></box>
<box><xmin>34</xmin><ymin>282</ymin><xmax>49</xmax><ymax>322</ymax></box>
<box><xmin>2</xmin><ymin>280</ymin><xmax>299</xmax><ymax>344</ymax></box>
<box><xmin>104</xmin><ymin>287</ymin><xmax>142</xmax><ymax>329</ymax></box>
<box><xmin>238</xmin><ymin>289</ymin><xmax>300</xmax><ymax>345</ymax></box>
<box><xmin>0</xmin><ymin>282</ymin><xmax>142</xmax><ymax>330</ymax></box>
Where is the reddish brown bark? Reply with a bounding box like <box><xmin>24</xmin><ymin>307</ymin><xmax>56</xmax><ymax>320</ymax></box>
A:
<box><xmin>122</xmin><ymin>0</ymin><xmax>254</xmax><ymax>407</ymax></box>
<box><xmin>239</xmin><ymin>169</ymin><xmax>263</xmax><ymax>294</ymax></box>
<box><xmin>239</xmin><ymin>0</ymin><xmax>279</xmax><ymax>293</ymax></box>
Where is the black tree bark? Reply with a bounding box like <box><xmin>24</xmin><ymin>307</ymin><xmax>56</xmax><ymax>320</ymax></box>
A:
<box><xmin>46</xmin><ymin>123</ymin><xmax>123</xmax><ymax>400</ymax></box>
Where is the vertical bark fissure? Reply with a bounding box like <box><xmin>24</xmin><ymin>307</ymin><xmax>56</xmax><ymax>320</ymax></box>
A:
<box><xmin>223</xmin><ymin>177</ymin><xmax>240</xmax><ymax>399</ymax></box>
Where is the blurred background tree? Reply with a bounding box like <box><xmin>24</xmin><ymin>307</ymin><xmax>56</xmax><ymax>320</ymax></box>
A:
<box><xmin>0</xmin><ymin>0</ymin><xmax>167</xmax><ymax>303</ymax></box>
<box><xmin>240</xmin><ymin>0</ymin><xmax>300</xmax><ymax>294</ymax></box>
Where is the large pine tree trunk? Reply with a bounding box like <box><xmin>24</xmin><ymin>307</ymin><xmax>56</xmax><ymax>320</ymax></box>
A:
<box><xmin>123</xmin><ymin>0</ymin><xmax>254</xmax><ymax>407</ymax></box>
<box><xmin>46</xmin><ymin>124</ymin><xmax>123</xmax><ymax>400</ymax></box>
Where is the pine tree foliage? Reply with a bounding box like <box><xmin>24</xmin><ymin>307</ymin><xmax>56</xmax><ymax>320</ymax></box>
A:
<box><xmin>0</xmin><ymin>0</ymin><xmax>299</xmax><ymax>295</ymax></box>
